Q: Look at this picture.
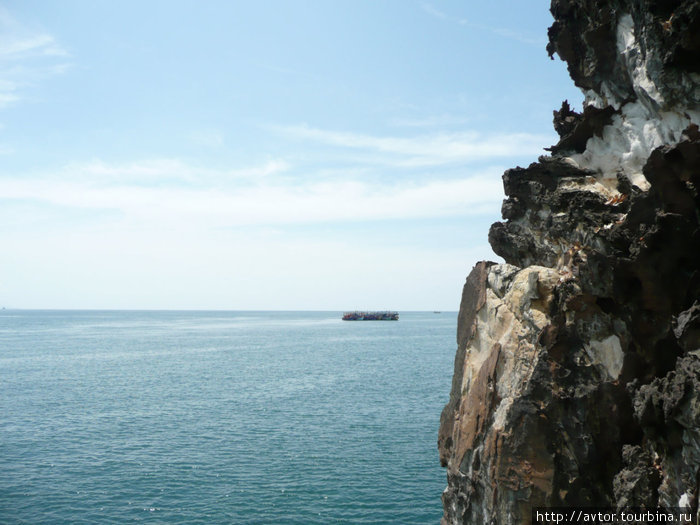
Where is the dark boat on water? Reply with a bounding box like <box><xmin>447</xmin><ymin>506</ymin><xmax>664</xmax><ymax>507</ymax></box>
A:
<box><xmin>342</xmin><ymin>311</ymin><xmax>399</xmax><ymax>321</ymax></box>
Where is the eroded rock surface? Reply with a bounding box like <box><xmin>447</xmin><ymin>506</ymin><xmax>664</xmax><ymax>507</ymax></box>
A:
<box><xmin>439</xmin><ymin>1</ymin><xmax>700</xmax><ymax>523</ymax></box>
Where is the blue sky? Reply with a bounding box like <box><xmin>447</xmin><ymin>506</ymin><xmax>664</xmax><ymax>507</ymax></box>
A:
<box><xmin>0</xmin><ymin>1</ymin><xmax>581</xmax><ymax>310</ymax></box>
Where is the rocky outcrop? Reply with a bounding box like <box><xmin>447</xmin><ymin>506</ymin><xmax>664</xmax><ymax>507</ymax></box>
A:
<box><xmin>439</xmin><ymin>1</ymin><xmax>700</xmax><ymax>523</ymax></box>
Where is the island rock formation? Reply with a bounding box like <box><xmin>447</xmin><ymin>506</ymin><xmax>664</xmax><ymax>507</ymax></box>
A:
<box><xmin>438</xmin><ymin>1</ymin><xmax>700</xmax><ymax>523</ymax></box>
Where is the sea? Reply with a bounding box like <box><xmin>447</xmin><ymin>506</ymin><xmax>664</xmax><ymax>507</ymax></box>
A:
<box><xmin>0</xmin><ymin>310</ymin><xmax>457</xmax><ymax>524</ymax></box>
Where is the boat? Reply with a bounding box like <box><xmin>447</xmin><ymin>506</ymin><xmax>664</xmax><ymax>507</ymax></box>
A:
<box><xmin>342</xmin><ymin>311</ymin><xmax>399</xmax><ymax>321</ymax></box>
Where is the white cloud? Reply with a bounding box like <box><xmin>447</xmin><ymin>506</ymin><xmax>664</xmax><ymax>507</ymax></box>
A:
<box><xmin>0</xmin><ymin>7</ymin><xmax>70</xmax><ymax>109</ymax></box>
<box><xmin>0</xmin><ymin>33</ymin><xmax>67</xmax><ymax>59</ymax></box>
<box><xmin>272</xmin><ymin>124</ymin><xmax>548</xmax><ymax>167</ymax></box>
<box><xmin>58</xmin><ymin>158</ymin><xmax>290</xmax><ymax>185</ymax></box>
<box><xmin>0</xmin><ymin>225</ymin><xmax>495</xmax><ymax>310</ymax></box>
<box><xmin>0</xmin><ymin>159</ymin><xmax>504</xmax><ymax>228</ymax></box>
<box><xmin>420</xmin><ymin>2</ymin><xmax>448</xmax><ymax>20</ymax></box>
<box><xmin>0</xmin><ymin>154</ymin><xmax>504</xmax><ymax>309</ymax></box>
<box><xmin>70</xmin><ymin>158</ymin><xmax>197</xmax><ymax>181</ymax></box>
<box><xmin>188</xmin><ymin>130</ymin><xmax>225</xmax><ymax>148</ymax></box>
<box><xmin>420</xmin><ymin>2</ymin><xmax>545</xmax><ymax>46</ymax></box>
<box><xmin>0</xmin><ymin>91</ymin><xmax>19</xmax><ymax>108</ymax></box>
<box><xmin>389</xmin><ymin>114</ymin><xmax>471</xmax><ymax>128</ymax></box>
<box><xmin>229</xmin><ymin>159</ymin><xmax>290</xmax><ymax>179</ymax></box>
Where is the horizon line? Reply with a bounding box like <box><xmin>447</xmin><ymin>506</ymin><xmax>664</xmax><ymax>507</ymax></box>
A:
<box><xmin>0</xmin><ymin>308</ymin><xmax>458</xmax><ymax>313</ymax></box>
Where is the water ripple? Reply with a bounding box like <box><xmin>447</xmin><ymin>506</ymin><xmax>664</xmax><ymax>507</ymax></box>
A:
<box><xmin>0</xmin><ymin>310</ymin><xmax>456</xmax><ymax>524</ymax></box>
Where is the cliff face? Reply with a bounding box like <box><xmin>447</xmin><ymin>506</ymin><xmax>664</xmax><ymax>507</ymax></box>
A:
<box><xmin>438</xmin><ymin>1</ymin><xmax>700</xmax><ymax>523</ymax></box>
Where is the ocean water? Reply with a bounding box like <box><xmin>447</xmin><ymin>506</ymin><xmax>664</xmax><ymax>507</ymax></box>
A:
<box><xmin>0</xmin><ymin>310</ymin><xmax>456</xmax><ymax>524</ymax></box>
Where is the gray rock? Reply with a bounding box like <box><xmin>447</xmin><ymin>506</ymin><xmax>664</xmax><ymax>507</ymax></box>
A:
<box><xmin>439</xmin><ymin>1</ymin><xmax>700</xmax><ymax>523</ymax></box>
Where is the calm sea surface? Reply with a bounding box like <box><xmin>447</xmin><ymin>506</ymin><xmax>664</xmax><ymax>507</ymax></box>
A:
<box><xmin>0</xmin><ymin>310</ymin><xmax>457</xmax><ymax>524</ymax></box>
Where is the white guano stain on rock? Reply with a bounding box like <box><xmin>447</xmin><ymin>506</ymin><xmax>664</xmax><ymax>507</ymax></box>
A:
<box><xmin>569</xmin><ymin>15</ymin><xmax>700</xmax><ymax>192</ymax></box>
<box><xmin>584</xmin><ymin>334</ymin><xmax>624</xmax><ymax>380</ymax></box>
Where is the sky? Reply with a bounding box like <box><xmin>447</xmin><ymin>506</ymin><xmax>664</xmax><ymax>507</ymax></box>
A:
<box><xmin>0</xmin><ymin>0</ymin><xmax>582</xmax><ymax>310</ymax></box>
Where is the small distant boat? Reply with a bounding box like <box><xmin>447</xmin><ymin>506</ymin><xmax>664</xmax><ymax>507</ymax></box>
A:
<box><xmin>342</xmin><ymin>311</ymin><xmax>399</xmax><ymax>321</ymax></box>
<box><xmin>433</xmin><ymin>311</ymin><xmax>441</xmax><ymax>314</ymax></box>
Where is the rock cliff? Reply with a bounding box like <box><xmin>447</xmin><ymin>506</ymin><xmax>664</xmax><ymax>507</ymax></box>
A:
<box><xmin>438</xmin><ymin>1</ymin><xmax>700</xmax><ymax>523</ymax></box>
